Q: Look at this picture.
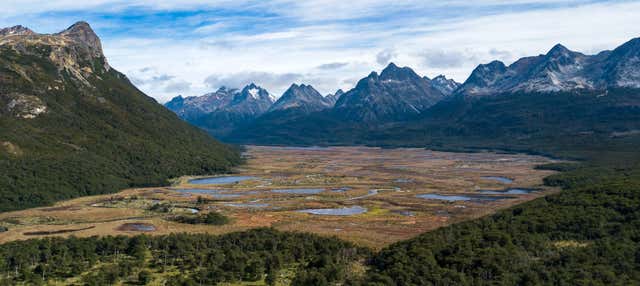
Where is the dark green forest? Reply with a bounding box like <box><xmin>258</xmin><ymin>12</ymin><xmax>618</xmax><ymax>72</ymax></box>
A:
<box><xmin>0</xmin><ymin>228</ymin><xmax>369</xmax><ymax>285</ymax></box>
<box><xmin>0</xmin><ymin>45</ymin><xmax>241</xmax><ymax>212</ymax></box>
<box><xmin>365</xmin><ymin>160</ymin><xmax>640</xmax><ymax>285</ymax></box>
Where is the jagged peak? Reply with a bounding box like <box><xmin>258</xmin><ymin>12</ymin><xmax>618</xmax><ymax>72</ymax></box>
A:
<box><xmin>380</xmin><ymin>62</ymin><xmax>418</xmax><ymax>79</ymax></box>
<box><xmin>0</xmin><ymin>25</ymin><xmax>35</xmax><ymax>36</ymax></box>
<box><xmin>245</xmin><ymin>82</ymin><xmax>259</xmax><ymax>89</ymax></box>
<box><xmin>548</xmin><ymin>43</ymin><xmax>570</xmax><ymax>55</ymax></box>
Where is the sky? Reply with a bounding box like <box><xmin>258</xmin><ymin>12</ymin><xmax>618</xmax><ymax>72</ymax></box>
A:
<box><xmin>1</xmin><ymin>0</ymin><xmax>639</xmax><ymax>102</ymax></box>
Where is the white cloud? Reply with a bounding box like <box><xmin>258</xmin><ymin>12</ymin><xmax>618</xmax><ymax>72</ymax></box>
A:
<box><xmin>2</xmin><ymin>1</ymin><xmax>638</xmax><ymax>102</ymax></box>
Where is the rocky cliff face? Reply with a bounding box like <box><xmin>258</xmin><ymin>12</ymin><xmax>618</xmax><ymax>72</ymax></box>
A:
<box><xmin>457</xmin><ymin>38</ymin><xmax>640</xmax><ymax>96</ymax></box>
<box><xmin>0</xmin><ymin>21</ymin><xmax>114</xmax><ymax>120</ymax></box>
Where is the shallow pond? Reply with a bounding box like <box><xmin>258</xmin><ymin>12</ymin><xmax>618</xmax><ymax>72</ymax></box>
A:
<box><xmin>331</xmin><ymin>187</ymin><xmax>351</xmax><ymax>192</ymax></box>
<box><xmin>416</xmin><ymin>193</ymin><xmax>511</xmax><ymax>202</ymax></box>
<box><xmin>119</xmin><ymin>223</ymin><xmax>156</xmax><ymax>232</ymax></box>
<box><xmin>271</xmin><ymin>188</ymin><xmax>325</xmax><ymax>195</ymax></box>
<box><xmin>297</xmin><ymin>206</ymin><xmax>367</xmax><ymax>216</ymax></box>
<box><xmin>478</xmin><ymin>188</ymin><xmax>536</xmax><ymax>195</ymax></box>
<box><xmin>393</xmin><ymin>210</ymin><xmax>415</xmax><ymax>216</ymax></box>
<box><xmin>172</xmin><ymin>189</ymin><xmax>242</xmax><ymax>199</ymax></box>
<box><xmin>481</xmin><ymin>176</ymin><xmax>514</xmax><ymax>184</ymax></box>
<box><xmin>188</xmin><ymin>176</ymin><xmax>257</xmax><ymax>185</ymax></box>
<box><xmin>225</xmin><ymin>203</ymin><xmax>270</xmax><ymax>208</ymax></box>
<box><xmin>348</xmin><ymin>189</ymin><xmax>378</xmax><ymax>200</ymax></box>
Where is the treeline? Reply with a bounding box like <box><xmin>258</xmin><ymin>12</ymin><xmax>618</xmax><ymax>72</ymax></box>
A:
<box><xmin>169</xmin><ymin>212</ymin><xmax>230</xmax><ymax>225</ymax></box>
<box><xmin>0</xmin><ymin>228</ymin><xmax>369</xmax><ymax>285</ymax></box>
<box><xmin>364</xmin><ymin>161</ymin><xmax>640</xmax><ymax>285</ymax></box>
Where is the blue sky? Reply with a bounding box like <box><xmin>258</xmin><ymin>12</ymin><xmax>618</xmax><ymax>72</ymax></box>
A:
<box><xmin>2</xmin><ymin>0</ymin><xmax>639</xmax><ymax>102</ymax></box>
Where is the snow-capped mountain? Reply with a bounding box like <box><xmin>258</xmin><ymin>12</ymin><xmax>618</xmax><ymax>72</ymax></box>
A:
<box><xmin>268</xmin><ymin>84</ymin><xmax>333</xmax><ymax>113</ymax></box>
<box><xmin>165</xmin><ymin>83</ymin><xmax>275</xmax><ymax>137</ymax></box>
<box><xmin>165</xmin><ymin>87</ymin><xmax>237</xmax><ymax>120</ymax></box>
<box><xmin>457</xmin><ymin>38</ymin><xmax>640</xmax><ymax>96</ymax></box>
<box><xmin>427</xmin><ymin>75</ymin><xmax>461</xmax><ymax>96</ymax></box>
<box><xmin>334</xmin><ymin>63</ymin><xmax>446</xmax><ymax>121</ymax></box>
<box><xmin>226</xmin><ymin>83</ymin><xmax>275</xmax><ymax>115</ymax></box>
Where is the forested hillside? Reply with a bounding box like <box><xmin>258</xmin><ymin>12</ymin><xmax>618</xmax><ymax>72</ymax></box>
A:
<box><xmin>0</xmin><ymin>23</ymin><xmax>241</xmax><ymax>211</ymax></box>
<box><xmin>365</xmin><ymin>154</ymin><xmax>640</xmax><ymax>285</ymax></box>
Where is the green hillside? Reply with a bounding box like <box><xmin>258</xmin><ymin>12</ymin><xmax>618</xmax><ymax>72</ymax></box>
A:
<box><xmin>0</xmin><ymin>26</ymin><xmax>240</xmax><ymax>212</ymax></box>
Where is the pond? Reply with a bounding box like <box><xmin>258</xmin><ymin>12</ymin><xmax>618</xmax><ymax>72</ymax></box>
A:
<box><xmin>225</xmin><ymin>203</ymin><xmax>270</xmax><ymax>208</ymax></box>
<box><xmin>348</xmin><ymin>189</ymin><xmax>378</xmax><ymax>200</ymax></box>
<box><xmin>171</xmin><ymin>189</ymin><xmax>243</xmax><ymax>199</ymax></box>
<box><xmin>393</xmin><ymin>210</ymin><xmax>415</xmax><ymax>217</ymax></box>
<box><xmin>416</xmin><ymin>193</ymin><xmax>512</xmax><ymax>202</ymax></box>
<box><xmin>481</xmin><ymin>176</ymin><xmax>514</xmax><ymax>184</ymax></box>
<box><xmin>188</xmin><ymin>176</ymin><xmax>257</xmax><ymax>185</ymax></box>
<box><xmin>271</xmin><ymin>188</ymin><xmax>325</xmax><ymax>195</ymax></box>
<box><xmin>478</xmin><ymin>188</ymin><xmax>536</xmax><ymax>195</ymax></box>
<box><xmin>297</xmin><ymin>206</ymin><xmax>367</xmax><ymax>216</ymax></box>
<box><xmin>118</xmin><ymin>223</ymin><xmax>156</xmax><ymax>232</ymax></box>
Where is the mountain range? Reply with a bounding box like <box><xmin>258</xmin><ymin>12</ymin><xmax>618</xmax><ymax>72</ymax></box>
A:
<box><xmin>166</xmin><ymin>63</ymin><xmax>463</xmax><ymax>132</ymax></box>
<box><xmin>0</xmin><ymin>22</ymin><xmax>240</xmax><ymax>211</ymax></box>
<box><xmin>457</xmin><ymin>39</ymin><xmax>640</xmax><ymax>96</ymax></box>
<box><xmin>165</xmin><ymin>37</ymin><xmax>640</xmax><ymax>145</ymax></box>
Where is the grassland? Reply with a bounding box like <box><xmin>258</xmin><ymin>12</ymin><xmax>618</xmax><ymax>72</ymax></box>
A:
<box><xmin>0</xmin><ymin>146</ymin><xmax>557</xmax><ymax>248</ymax></box>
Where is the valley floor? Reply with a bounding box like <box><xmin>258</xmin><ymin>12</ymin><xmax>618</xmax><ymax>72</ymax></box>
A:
<box><xmin>0</xmin><ymin>146</ymin><xmax>557</xmax><ymax>248</ymax></box>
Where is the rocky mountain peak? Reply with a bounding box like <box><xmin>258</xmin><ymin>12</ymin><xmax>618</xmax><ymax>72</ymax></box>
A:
<box><xmin>0</xmin><ymin>25</ymin><xmax>35</xmax><ymax>36</ymax></box>
<box><xmin>335</xmin><ymin>64</ymin><xmax>446</xmax><ymax>122</ymax></box>
<box><xmin>56</xmin><ymin>21</ymin><xmax>103</xmax><ymax>55</ymax></box>
<box><xmin>268</xmin><ymin>83</ymin><xmax>331</xmax><ymax>113</ymax></box>
<box><xmin>547</xmin><ymin>44</ymin><xmax>571</xmax><ymax>57</ymax></box>
<box><xmin>238</xmin><ymin>83</ymin><xmax>272</xmax><ymax>102</ymax></box>
<box><xmin>430</xmin><ymin>75</ymin><xmax>461</xmax><ymax>95</ymax></box>
<box><xmin>380</xmin><ymin>62</ymin><xmax>421</xmax><ymax>81</ymax></box>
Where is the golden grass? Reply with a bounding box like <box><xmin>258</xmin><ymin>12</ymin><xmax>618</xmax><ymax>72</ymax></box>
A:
<box><xmin>0</xmin><ymin>146</ymin><xmax>558</xmax><ymax>248</ymax></box>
